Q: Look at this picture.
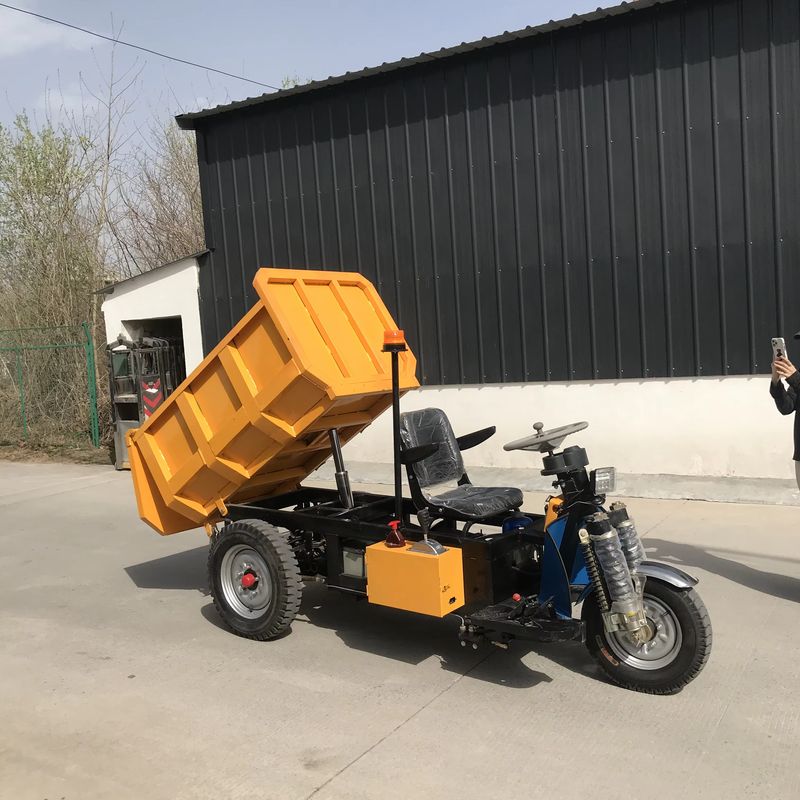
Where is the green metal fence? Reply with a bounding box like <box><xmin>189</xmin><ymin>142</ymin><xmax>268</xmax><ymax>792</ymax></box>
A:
<box><xmin>0</xmin><ymin>324</ymin><xmax>100</xmax><ymax>447</ymax></box>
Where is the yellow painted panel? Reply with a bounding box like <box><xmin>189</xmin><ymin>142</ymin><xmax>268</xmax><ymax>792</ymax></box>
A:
<box><xmin>305</xmin><ymin>282</ymin><xmax>376</xmax><ymax>378</ymax></box>
<box><xmin>220</xmin><ymin>425</ymin><xmax>278</xmax><ymax>472</ymax></box>
<box><xmin>267</xmin><ymin>280</ymin><xmax>342</xmax><ymax>380</ymax></box>
<box><xmin>365</xmin><ymin>542</ymin><xmax>465</xmax><ymax>617</ymax></box>
<box><xmin>545</xmin><ymin>496</ymin><xmax>564</xmax><ymax>529</ymax></box>
<box><xmin>267</xmin><ymin>375</ymin><xmax>324</xmax><ymax>426</ymax></box>
<box><xmin>231</xmin><ymin>310</ymin><xmax>290</xmax><ymax>395</ymax></box>
<box><xmin>146</xmin><ymin>411</ymin><xmax>196</xmax><ymax>476</ymax></box>
<box><xmin>191</xmin><ymin>362</ymin><xmax>243</xmax><ymax>434</ymax></box>
<box><xmin>181</xmin><ymin>466</ymin><xmax>233</xmax><ymax>507</ymax></box>
<box><xmin>128</xmin><ymin>268</ymin><xmax>419</xmax><ymax>535</ymax></box>
<box><xmin>337</xmin><ymin>282</ymin><xmax>387</xmax><ymax>368</ymax></box>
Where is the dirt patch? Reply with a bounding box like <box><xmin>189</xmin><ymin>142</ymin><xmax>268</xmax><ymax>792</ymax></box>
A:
<box><xmin>0</xmin><ymin>442</ymin><xmax>112</xmax><ymax>465</ymax></box>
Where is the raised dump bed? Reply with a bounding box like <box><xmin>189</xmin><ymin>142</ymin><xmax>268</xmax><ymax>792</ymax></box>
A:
<box><xmin>128</xmin><ymin>268</ymin><xmax>418</xmax><ymax>534</ymax></box>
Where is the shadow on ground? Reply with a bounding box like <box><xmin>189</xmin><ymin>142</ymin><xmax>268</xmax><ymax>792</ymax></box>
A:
<box><xmin>128</xmin><ymin>546</ymin><xmax>604</xmax><ymax>690</ymax></box>
<box><xmin>207</xmin><ymin>580</ymin><xmax>603</xmax><ymax>690</ymax></box>
<box><xmin>125</xmin><ymin>546</ymin><xmax>209</xmax><ymax>593</ymax></box>
<box><xmin>646</xmin><ymin>538</ymin><xmax>800</xmax><ymax>603</ymax></box>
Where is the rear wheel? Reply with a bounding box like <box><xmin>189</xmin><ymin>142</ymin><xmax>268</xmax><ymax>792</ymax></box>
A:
<box><xmin>208</xmin><ymin>520</ymin><xmax>302</xmax><ymax>640</ymax></box>
<box><xmin>583</xmin><ymin>579</ymin><xmax>712</xmax><ymax>695</ymax></box>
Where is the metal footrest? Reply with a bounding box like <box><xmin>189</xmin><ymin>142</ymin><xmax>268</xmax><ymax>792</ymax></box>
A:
<box><xmin>464</xmin><ymin>600</ymin><xmax>586</xmax><ymax>644</ymax></box>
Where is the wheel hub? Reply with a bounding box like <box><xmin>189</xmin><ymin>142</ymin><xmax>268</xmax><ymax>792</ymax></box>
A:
<box><xmin>607</xmin><ymin>596</ymin><xmax>682</xmax><ymax>671</ymax></box>
<box><xmin>630</xmin><ymin>621</ymin><xmax>655</xmax><ymax>646</ymax></box>
<box><xmin>219</xmin><ymin>545</ymin><xmax>273</xmax><ymax>619</ymax></box>
<box><xmin>240</xmin><ymin>571</ymin><xmax>258</xmax><ymax>589</ymax></box>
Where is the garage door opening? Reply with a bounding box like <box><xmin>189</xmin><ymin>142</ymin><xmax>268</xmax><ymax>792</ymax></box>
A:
<box><xmin>108</xmin><ymin>317</ymin><xmax>188</xmax><ymax>469</ymax></box>
<box><xmin>121</xmin><ymin>316</ymin><xmax>186</xmax><ymax>382</ymax></box>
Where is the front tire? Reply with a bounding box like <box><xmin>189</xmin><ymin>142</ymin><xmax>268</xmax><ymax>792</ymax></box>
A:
<box><xmin>583</xmin><ymin>579</ymin><xmax>712</xmax><ymax>695</ymax></box>
<box><xmin>208</xmin><ymin>520</ymin><xmax>302</xmax><ymax>640</ymax></box>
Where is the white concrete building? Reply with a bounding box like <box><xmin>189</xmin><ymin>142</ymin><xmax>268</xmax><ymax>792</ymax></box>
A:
<box><xmin>100</xmin><ymin>252</ymin><xmax>206</xmax><ymax>374</ymax></box>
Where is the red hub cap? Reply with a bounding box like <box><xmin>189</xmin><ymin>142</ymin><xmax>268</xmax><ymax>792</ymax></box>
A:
<box><xmin>240</xmin><ymin>572</ymin><xmax>258</xmax><ymax>589</ymax></box>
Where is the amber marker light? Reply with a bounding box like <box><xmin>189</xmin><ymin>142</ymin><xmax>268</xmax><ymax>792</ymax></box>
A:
<box><xmin>382</xmin><ymin>328</ymin><xmax>407</xmax><ymax>352</ymax></box>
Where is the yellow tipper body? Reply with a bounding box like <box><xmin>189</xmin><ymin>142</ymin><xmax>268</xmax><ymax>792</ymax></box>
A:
<box><xmin>128</xmin><ymin>268</ymin><xmax>419</xmax><ymax>535</ymax></box>
<box><xmin>365</xmin><ymin>543</ymin><xmax>465</xmax><ymax>617</ymax></box>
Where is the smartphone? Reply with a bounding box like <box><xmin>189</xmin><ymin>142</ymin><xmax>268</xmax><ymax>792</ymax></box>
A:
<box><xmin>772</xmin><ymin>337</ymin><xmax>787</xmax><ymax>361</ymax></box>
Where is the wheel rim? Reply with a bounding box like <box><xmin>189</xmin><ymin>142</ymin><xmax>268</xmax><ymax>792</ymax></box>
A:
<box><xmin>219</xmin><ymin>544</ymin><xmax>273</xmax><ymax>619</ymax></box>
<box><xmin>606</xmin><ymin>596</ymin><xmax>683</xmax><ymax>671</ymax></box>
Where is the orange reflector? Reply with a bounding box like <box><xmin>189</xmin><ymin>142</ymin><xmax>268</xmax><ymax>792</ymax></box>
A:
<box><xmin>383</xmin><ymin>329</ymin><xmax>406</xmax><ymax>347</ymax></box>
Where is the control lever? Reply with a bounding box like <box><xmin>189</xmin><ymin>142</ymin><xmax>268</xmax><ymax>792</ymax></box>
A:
<box><xmin>409</xmin><ymin>508</ymin><xmax>446</xmax><ymax>555</ymax></box>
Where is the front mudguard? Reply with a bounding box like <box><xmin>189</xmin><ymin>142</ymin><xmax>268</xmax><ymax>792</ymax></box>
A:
<box><xmin>579</xmin><ymin>559</ymin><xmax>698</xmax><ymax>619</ymax></box>
<box><xmin>638</xmin><ymin>560</ymin><xmax>698</xmax><ymax>590</ymax></box>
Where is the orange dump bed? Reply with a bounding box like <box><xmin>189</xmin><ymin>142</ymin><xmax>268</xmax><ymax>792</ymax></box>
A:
<box><xmin>128</xmin><ymin>268</ymin><xmax>418</xmax><ymax>535</ymax></box>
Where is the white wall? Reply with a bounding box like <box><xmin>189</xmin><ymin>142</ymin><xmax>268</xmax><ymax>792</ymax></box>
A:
<box><xmin>342</xmin><ymin>376</ymin><xmax>795</xmax><ymax>480</ymax></box>
<box><xmin>101</xmin><ymin>256</ymin><xmax>204</xmax><ymax>372</ymax></box>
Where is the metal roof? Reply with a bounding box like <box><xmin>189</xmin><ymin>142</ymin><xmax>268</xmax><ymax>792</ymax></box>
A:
<box><xmin>176</xmin><ymin>0</ymin><xmax>679</xmax><ymax>129</ymax></box>
<box><xmin>96</xmin><ymin>250</ymin><xmax>210</xmax><ymax>295</ymax></box>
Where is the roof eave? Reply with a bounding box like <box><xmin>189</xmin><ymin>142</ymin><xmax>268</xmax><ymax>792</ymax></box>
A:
<box><xmin>175</xmin><ymin>0</ymin><xmax>676</xmax><ymax>130</ymax></box>
<box><xmin>95</xmin><ymin>249</ymin><xmax>210</xmax><ymax>295</ymax></box>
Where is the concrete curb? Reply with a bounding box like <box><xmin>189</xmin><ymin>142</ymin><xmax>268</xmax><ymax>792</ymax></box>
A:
<box><xmin>311</xmin><ymin>460</ymin><xmax>800</xmax><ymax>507</ymax></box>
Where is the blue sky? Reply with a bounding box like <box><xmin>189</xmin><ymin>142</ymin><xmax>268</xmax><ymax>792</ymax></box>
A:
<box><xmin>0</xmin><ymin>1</ymin><xmax>604</xmax><ymax>130</ymax></box>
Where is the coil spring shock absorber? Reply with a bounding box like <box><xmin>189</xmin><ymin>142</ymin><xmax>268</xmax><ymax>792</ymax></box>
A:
<box><xmin>608</xmin><ymin>501</ymin><xmax>645</xmax><ymax>574</ymax></box>
<box><xmin>579</xmin><ymin>528</ymin><xmax>609</xmax><ymax>613</ymax></box>
<box><xmin>586</xmin><ymin>512</ymin><xmax>649</xmax><ymax>637</ymax></box>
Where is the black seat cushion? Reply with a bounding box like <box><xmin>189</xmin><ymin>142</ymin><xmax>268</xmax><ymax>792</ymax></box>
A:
<box><xmin>399</xmin><ymin>408</ymin><xmax>464</xmax><ymax>488</ymax></box>
<box><xmin>400</xmin><ymin>408</ymin><xmax>523</xmax><ymax>520</ymax></box>
<box><xmin>426</xmin><ymin>485</ymin><xmax>523</xmax><ymax>519</ymax></box>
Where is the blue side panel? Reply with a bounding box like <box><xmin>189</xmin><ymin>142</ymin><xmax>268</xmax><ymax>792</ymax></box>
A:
<box><xmin>539</xmin><ymin>517</ymin><xmax>572</xmax><ymax>619</ymax></box>
<box><xmin>572</xmin><ymin>545</ymin><xmax>591</xmax><ymax>601</ymax></box>
<box><xmin>572</xmin><ymin>563</ymin><xmax>589</xmax><ymax>586</ymax></box>
<box><xmin>566</xmin><ymin>522</ymin><xmax>590</xmax><ymax>599</ymax></box>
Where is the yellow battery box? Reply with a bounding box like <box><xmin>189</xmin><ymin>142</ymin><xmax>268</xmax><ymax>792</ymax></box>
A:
<box><xmin>365</xmin><ymin>542</ymin><xmax>465</xmax><ymax>617</ymax></box>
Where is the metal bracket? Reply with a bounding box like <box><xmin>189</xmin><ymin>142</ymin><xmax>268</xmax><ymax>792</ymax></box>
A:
<box><xmin>408</xmin><ymin>538</ymin><xmax>446</xmax><ymax>555</ymax></box>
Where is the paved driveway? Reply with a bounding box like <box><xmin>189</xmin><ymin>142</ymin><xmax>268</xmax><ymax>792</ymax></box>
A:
<box><xmin>0</xmin><ymin>461</ymin><xmax>797</xmax><ymax>799</ymax></box>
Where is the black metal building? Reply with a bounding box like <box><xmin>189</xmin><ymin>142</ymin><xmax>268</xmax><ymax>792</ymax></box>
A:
<box><xmin>178</xmin><ymin>0</ymin><xmax>800</xmax><ymax>385</ymax></box>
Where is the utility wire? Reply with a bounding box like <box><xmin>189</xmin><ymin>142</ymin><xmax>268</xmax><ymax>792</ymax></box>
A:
<box><xmin>0</xmin><ymin>2</ymin><xmax>279</xmax><ymax>90</ymax></box>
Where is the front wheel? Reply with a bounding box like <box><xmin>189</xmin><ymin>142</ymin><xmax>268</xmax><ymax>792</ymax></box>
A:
<box><xmin>583</xmin><ymin>579</ymin><xmax>712</xmax><ymax>695</ymax></box>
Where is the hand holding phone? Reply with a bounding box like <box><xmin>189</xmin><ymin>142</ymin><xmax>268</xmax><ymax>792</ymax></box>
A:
<box><xmin>772</xmin><ymin>338</ymin><xmax>797</xmax><ymax>380</ymax></box>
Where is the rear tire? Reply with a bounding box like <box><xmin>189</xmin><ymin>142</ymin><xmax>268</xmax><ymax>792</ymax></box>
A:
<box><xmin>208</xmin><ymin>520</ymin><xmax>302</xmax><ymax>641</ymax></box>
<box><xmin>583</xmin><ymin>579</ymin><xmax>712</xmax><ymax>695</ymax></box>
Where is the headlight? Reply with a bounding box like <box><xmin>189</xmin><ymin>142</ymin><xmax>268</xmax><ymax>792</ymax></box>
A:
<box><xmin>590</xmin><ymin>467</ymin><xmax>616</xmax><ymax>494</ymax></box>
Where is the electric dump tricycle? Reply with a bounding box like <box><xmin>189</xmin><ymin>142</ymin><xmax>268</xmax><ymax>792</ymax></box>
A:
<box><xmin>128</xmin><ymin>269</ymin><xmax>711</xmax><ymax>694</ymax></box>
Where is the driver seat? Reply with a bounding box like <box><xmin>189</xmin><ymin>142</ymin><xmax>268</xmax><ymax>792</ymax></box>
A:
<box><xmin>399</xmin><ymin>408</ymin><xmax>523</xmax><ymax>520</ymax></box>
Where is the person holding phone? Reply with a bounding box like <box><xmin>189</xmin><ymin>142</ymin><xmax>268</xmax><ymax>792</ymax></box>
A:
<box><xmin>770</xmin><ymin>334</ymin><xmax>800</xmax><ymax>489</ymax></box>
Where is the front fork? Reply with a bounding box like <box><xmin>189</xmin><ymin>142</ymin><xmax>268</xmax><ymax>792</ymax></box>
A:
<box><xmin>579</xmin><ymin>503</ymin><xmax>651</xmax><ymax>644</ymax></box>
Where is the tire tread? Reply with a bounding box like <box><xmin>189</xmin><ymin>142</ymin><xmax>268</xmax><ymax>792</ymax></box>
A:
<box><xmin>208</xmin><ymin>520</ymin><xmax>302</xmax><ymax>641</ymax></box>
<box><xmin>585</xmin><ymin>583</ymin><xmax>712</xmax><ymax>695</ymax></box>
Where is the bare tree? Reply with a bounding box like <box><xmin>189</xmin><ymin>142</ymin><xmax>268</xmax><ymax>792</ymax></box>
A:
<box><xmin>115</xmin><ymin>119</ymin><xmax>204</xmax><ymax>274</ymax></box>
<box><xmin>0</xmin><ymin>114</ymin><xmax>104</xmax><ymax>444</ymax></box>
<box><xmin>0</xmin><ymin>114</ymin><xmax>100</xmax><ymax>330</ymax></box>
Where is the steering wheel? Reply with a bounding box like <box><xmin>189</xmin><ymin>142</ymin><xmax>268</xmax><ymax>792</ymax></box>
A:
<box><xmin>503</xmin><ymin>421</ymin><xmax>588</xmax><ymax>453</ymax></box>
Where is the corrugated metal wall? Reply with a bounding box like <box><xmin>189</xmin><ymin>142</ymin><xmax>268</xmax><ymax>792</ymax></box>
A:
<box><xmin>194</xmin><ymin>0</ymin><xmax>800</xmax><ymax>385</ymax></box>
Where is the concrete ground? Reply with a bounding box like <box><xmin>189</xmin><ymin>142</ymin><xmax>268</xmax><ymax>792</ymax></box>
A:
<box><xmin>0</xmin><ymin>461</ymin><xmax>798</xmax><ymax>800</ymax></box>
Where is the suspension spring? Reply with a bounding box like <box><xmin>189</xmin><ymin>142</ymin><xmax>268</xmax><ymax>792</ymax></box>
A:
<box><xmin>579</xmin><ymin>529</ymin><xmax>609</xmax><ymax>613</ymax></box>
<box><xmin>609</xmin><ymin>502</ymin><xmax>645</xmax><ymax>574</ymax></box>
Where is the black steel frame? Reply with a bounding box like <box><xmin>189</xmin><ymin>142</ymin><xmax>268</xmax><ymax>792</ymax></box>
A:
<box><xmin>226</xmin><ymin>485</ymin><xmax>584</xmax><ymax>643</ymax></box>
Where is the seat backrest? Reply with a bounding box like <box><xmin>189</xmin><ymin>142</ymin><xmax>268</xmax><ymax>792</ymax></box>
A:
<box><xmin>399</xmin><ymin>408</ymin><xmax>465</xmax><ymax>490</ymax></box>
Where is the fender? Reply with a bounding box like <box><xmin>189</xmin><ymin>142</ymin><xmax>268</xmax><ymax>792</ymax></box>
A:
<box><xmin>638</xmin><ymin>560</ymin><xmax>698</xmax><ymax>589</ymax></box>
